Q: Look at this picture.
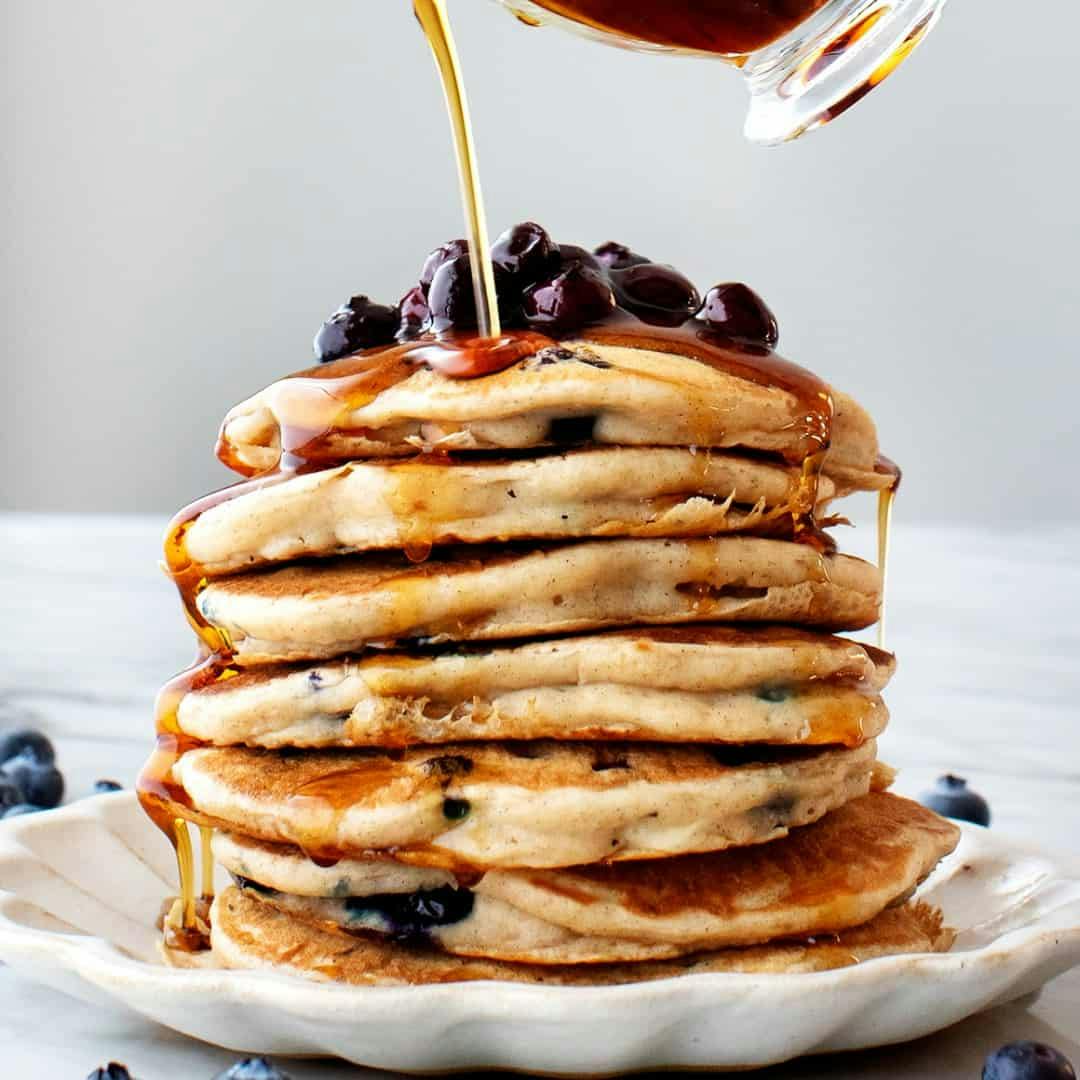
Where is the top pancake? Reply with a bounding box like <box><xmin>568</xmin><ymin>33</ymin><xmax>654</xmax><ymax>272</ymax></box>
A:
<box><xmin>182</xmin><ymin>447</ymin><xmax>841</xmax><ymax>576</ymax></box>
<box><xmin>217</xmin><ymin>339</ymin><xmax>885</xmax><ymax>490</ymax></box>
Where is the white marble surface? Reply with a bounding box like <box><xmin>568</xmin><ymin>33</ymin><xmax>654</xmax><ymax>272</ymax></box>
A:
<box><xmin>0</xmin><ymin>512</ymin><xmax>1077</xmax><ymax>1079</ymax></box>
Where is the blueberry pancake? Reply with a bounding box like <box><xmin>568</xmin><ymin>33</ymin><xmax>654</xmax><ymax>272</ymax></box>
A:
<box><xmin>175</xmin><ymin>627</ymin><xmax>893</xmax><ymax>749</ymax></box>
<box><xmin>217</xmin><ymin>792</ymin><xmax>959</xmax><ymax>964</ymax></box>
<box><xmin>207</xmin><ymin>886</ymin><xmax>955</xmax><ymax>983</ymax></box>
<box><xmin>196</xmin><ymin>538</ymin><xmax>882</xmax><ymax>662</ymax></box>
<box><xmin>183</xmin><ymin>447</ymin><xmax>841</xmax><ymax>576</ymax></box>
<box><xmin>217</xmin><ymin>338</ymin><xmax>883</xmax><ymax>493</ymax></box>
<box><xmin>171</xmin><ymin>739</ymin><xmax>882</xmax><ymax>870</ymax></box>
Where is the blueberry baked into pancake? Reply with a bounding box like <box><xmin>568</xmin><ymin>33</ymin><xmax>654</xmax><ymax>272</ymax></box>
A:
<box><xmin>140</xmin><ymin>223</ymin><xmax>958</xmax><ymax>982</ymax></box>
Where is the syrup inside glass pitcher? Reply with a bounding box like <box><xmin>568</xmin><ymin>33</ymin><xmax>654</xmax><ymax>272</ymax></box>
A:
<box><xmin>503</xmin><ymin>0</ymin><xmax>948</xmax><ymax>142</ymax></box>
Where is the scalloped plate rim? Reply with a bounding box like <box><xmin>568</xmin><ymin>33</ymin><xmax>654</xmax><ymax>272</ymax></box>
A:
<box><xmin>0</xmin><ymin>792</ymin><xmax>1075</xmax><ymax>1070</ymax></box>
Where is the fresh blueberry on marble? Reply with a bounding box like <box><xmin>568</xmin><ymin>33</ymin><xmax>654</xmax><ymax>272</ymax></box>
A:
<box><xmin>2</xmin><ymin>803</ymin><xmax>44</xmax><ymax>818</ymax></box>
<box><xmin>215</xmin><ymin>1056</ymin><xmax>293</xmax><ymax>1080</ymax></box>
<box><xmin>94</xmin><ymin>779</ymin><xmax>123</xmax><ymax>793</ymax></box>
<box><xmin>983</xmin><ymin>1041</ymin><xmax>1076</xmax><ymax>1080</ymax></box>
<box><xmin>0</xmin><ymin>728</ymin><xmax>54</xmax><ymax>766</ymax></box>
<box><xmin>86</xmin><ymin>1064</ymin><xmax>133</xmax><ymax>1080</ymax></box>
<box><xmin>918</xmin><ymin>774</ymin><xmax>991</xmax><ymax>826</ymax></box>
<box><xmin>0</xmin><ymin>749</ymin><xmax>64</xmax><ymax>809</ymax></box>
<box><xmin>0</xmin><ymin>775</ymin><xmax>24</xmax><ymax>812</ymax></box>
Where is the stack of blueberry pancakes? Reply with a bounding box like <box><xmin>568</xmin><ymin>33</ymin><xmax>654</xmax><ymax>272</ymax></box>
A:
<box><xmin>150</xmin><ymin>226</ymin><xmax>960</xmax><ymax>985</ymax></box>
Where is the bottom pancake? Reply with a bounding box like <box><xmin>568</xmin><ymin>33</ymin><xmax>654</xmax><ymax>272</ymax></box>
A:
<box><xmin>207</xmin><ymin>886</ymin><xmax>955</xmax><ymax>985</ymax></box>
<box><xmin>218</xmin><ymin>792</ymin><xmax>959</xmax><ymax>964</ymax></box>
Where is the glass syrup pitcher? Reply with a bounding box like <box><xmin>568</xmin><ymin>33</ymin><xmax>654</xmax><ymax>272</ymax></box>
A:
<box><xmin>495</xmin><ymin>0</ymin><xmax>948</xmax><ymax>142</ymax></box>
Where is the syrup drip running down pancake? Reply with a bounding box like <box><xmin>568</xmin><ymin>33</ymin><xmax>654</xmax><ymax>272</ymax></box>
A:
<box><xmin>218</xmin><ymin>792</ymin><xmax>959</xmax><ymax>964</ymax></box>
<box><xmin>170</xmin><ymin>739</ymin><xmax>882</xmax><ymax>870</ymax></box>
<box><xmin>174</xmin><ymin>626</ymin><xmax>893</xmax><ymax>749</ymax></box>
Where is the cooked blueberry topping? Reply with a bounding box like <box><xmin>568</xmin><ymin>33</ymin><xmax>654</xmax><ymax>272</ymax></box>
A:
<box><xmin>94</xmin><ymin>779</ymin><xmax>123</xmax><ymax>794</ymax></box>
<box><xmin>442</xmin><ymin>797</ymin><xmax>471</xmax><ymax>820</ymax></box>
<box><xmin>419</xmin><ymin>237</ymin><xmax>470</xmax><ymax>293</ymax></box>
<box><xmin>1</xmin><ymin>749</ymin><xmax>64</xmax><ymax>809</ymax></box>
<box><xmin>700</xmin><ymin>282</ymin><xmax>779</xmax><ymax>347</ymax></box>
<box><xmin>314</xmin><ymin>295</ymin><xmax>398</xmax><ymax>362</ymax></box>
<box><xmin>555</xmin><ymin>242</ymin><xmax>604</xmax><ymax>272</ymax></box>
<box><xmin>86</xmin><ymin>1065</ymin><xmax>133</xmax><ymax>1080</ymax></box>
<box><xmin>523</xmin><ymin>263</ymin><xmax>615</xmax><ymax>331</ymax></box>
<box><xmin>612</xmin><ymin>262</ymin><xmax>701</xmax><ymax>324</ymax></box>
<box><xmin>315</xmin><ymin>225</ymin><xmax>783</xmax><ymax>356</ymax></box>
<box><xmin>983</xmin><ymin>1041</ymin><xmax>1076</xmax><ymax>1080</ymax></box>
<box><xmin>428</xmin><ymin>254</ymin><xmax>479</xmax><ymax>332</ymax></box>
<box><xmin>919</xmin><ymin>774</ymin><xmax>991</xmax><ymax>826</ymax></box>
<box><xmin>345</xmin><ymin>885</ymin><xmax>475</xmax><ymax>943</ymax></box>
<box><xmin>397</xmin><ymin>284</ymin><xmax>431</xmax><ymax>339</ymax></box>
<box><xmin>0</xmin><ymin>729</ymin><xmax>54</xmax><ymax>766</ymax></box>
<box><xmin>215</xmin><ymin>1057</ymin><xmax>293</xmax><ymax>1080</ymax></box>
<box><xmin>491</xmin><ymin>221</ymin><xmax>559</xmax><ymax>286</ymax></box>
<box><xmin>757</xmin><ymin>686</ymin><xmax>790</xmax><ymax>703</ymax></box>
<box><xmin>2</xmin><ymin>803</ymin><xmax>44</xmax><ymax>818</ymax></box>
<box><xmin>593</xmin><ymin>240</ymin><xmax>649</xmax><ymax>270</ymax></box>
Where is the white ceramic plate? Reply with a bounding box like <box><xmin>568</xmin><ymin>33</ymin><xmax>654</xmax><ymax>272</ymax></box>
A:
<box><xmin>0</xmin><ymin>793</ymin><xmax>1077</xmax><ymax>1075</ymax></box>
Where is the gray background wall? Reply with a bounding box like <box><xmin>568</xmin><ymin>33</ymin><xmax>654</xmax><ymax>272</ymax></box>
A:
<box><xmin>2</xmin><ymin>0</ymin><xmax>1077</xmax><ymax>522</ymax></box>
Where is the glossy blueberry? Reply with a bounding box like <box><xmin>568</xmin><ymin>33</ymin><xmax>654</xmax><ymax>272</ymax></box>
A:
<box><xmin>396</xmin><ymin>284</ymin><xmax>430</xmax><ymax>339</ymax></box>
<box><xmin>86</xmin><ymin>1064</ymin><xmax>133</xmax><ymax>1080</ymax></box>
<box><xmin>593</xmin><ymin>240</ymin><xmax>649</xmax><ymax>270</ymax></box>
<box><xmin>523</xmin><ymin>263</ymin><xmax>616</xmax><ymax>332</ymax></box>
<box><xmin>491</xmin><ymin>221</ymin><xmax>559</xmax><ymax>285</ymax></box>
<box><xmin>94</xmin><ymin>779</ymin><xmax>123</xmax><ymax>794</ymax></box>
<box><xmin>918</xmin><ymin>774</ymin><xmax>991</xmax><ymax>827</ymax></box>
<box><xmin>555</xmin><ymin>243</ymin><xmax>604</xmax><ymax>273</ymax></box>
<box><xmin>214</xmin><ymin>1057</ymin><xmax>293</xmax><ymax>1080</ymax></box>
<box><xmin>346</xmin><ymin>885</ymin><xmax>475</xmax><ymax>943</ymax></box>
<box><xmin>0</xmin><ymin>728</ymin><xmax>54</xmax><ymax>766</ymax></box>
<box><xmin>1</xmin><ymin>750</ymin><xmax>64</xmax><ymax>809</ymax></box>
<box><xmin>983</xmin><ymin>1041</ymin><xmax>1076</xmax><ymax>1080</ymax></box>
<box><xmin>428</xmin><ymin>254</ymin><xmax>478</xmax><ymax>332</ymax></box>
<box><xmin>313</xmin><ymin>295</ymin><xmax>398</xmax><ymax>362</ymax></box>
<box><xmin>699</xmin><ymin>282</ymin><xmax>779</xmax><ymax>347</ymax></box>
<box><xmin>2</xmin><ymin>803</ymin><xmax>44</xmax><ymax>818</ymax></box>
<box><xmin>612</xmin><ymin>262</ymin><xmax>700</xmax><ymax>323</ymax></box>
<box><xmin>419</xmin><ymin>238</ymin><xmax>469</xmax><ymax>293</ymax></box>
